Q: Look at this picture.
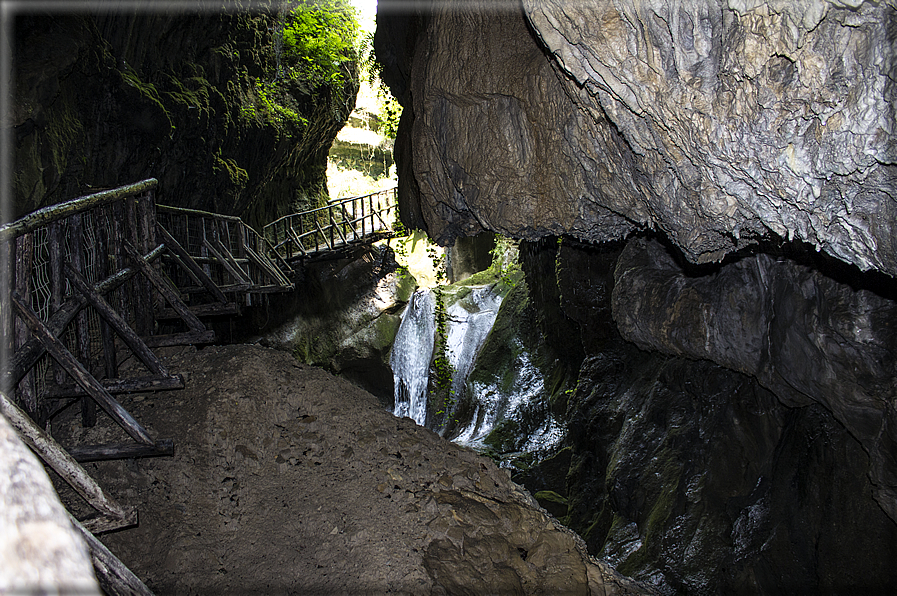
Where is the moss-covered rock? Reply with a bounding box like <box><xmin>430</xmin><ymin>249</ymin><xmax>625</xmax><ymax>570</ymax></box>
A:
<box><xmin>12</xmin><ymin>7</ymin><xmax>359</xmax><ymax>228</ymax></box>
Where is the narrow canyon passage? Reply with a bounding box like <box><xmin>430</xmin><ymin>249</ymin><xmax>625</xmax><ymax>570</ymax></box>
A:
<box><xmin>5</xmin><ymin>0</ymin><xmax>897</xmax><ymax>594</ymax></box>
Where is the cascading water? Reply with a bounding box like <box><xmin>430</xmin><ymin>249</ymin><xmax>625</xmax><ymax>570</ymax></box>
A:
<box><xmin>445</xmin><ymin>286</ymin><xmax>504</xmax><ymax>401</ymax></box>
<box><xmin>391</xmin><ymin>290</ymin><xmax>435</xmax><ymax>426</ymax></box>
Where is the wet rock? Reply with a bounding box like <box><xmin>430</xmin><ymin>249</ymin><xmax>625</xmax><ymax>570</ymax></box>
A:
<box><xmin>612</xmin><ymin>236</ymin><xmax>897</xmax><ymax>523</ymax></box>
<box><xmin>564</xmin><ymin>347</ymin><xmax>897</xmax><ymax>595</ymax></box>
<box><xmin>446</xmin><ymin>232</ymin><xmax>496</xmax><ymax>284</ymax></box>
<box><xmin>241</xmin><ymin>245</ymin><xmax>414</xmax><ymax>405</ymax></box>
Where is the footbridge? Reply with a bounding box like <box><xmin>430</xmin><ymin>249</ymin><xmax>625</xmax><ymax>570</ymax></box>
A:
<box><xmin>0</xmin><ymin>178</ymin><xmax>396</xmax><ymax>593</ymax></box>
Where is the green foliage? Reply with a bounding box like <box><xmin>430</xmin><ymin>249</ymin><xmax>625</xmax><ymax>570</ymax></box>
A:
<box><xmin>254</xmin><ymin>78</ymin><xmax>308</xmax><ymax>127</ymax></box>
<box><xmin>360</xmin><ymin>31</ymin><xmax>403</xmax><ymax>139</ymax></box>
<box><xmin>427</xmin><ymin>244</ymin><xmax>447</xmax><ymax>284</ymax></box>
<box><xmin>431</xmin><ymin>285</ymin><xmax>456</xmax><ymax>419</ymax></box>
<box><xmin>213</xmin><ymin>151</ymin><xmax>248</xmax><ymax>188</ymax></box>
<box><xmin>281</xmin><ymin>0</ymin><xmax>359</xmax><ymax>88</ymax></box>
<box><xmin>376</xmin><ymin>92</ymin><xmax>402</xmax><ymax>139</ymax></box>
<box><xmin>490</xmin><ymin>235</ymin><xmax>521</xmax><ymax>289</ymax></box>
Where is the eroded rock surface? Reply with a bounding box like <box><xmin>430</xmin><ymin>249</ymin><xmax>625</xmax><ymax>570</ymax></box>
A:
<box><xmin>612</xmin><ymin>236</ymin><xmax>897</xmax><ymax>522</ymax></box>
<box><xmin>13</xmin><ymin>8</ymin><xmax>355</xmax><ymax>227</ymax></box>
<box><xmin>52</xmin><ymin>344</ymin><xmax>650</xmax><ymax>595</ymax></box>
<box><xmin>377</xmin><ymin>0</ymin><xmax>897</xmax><ymax>276</ymax></box>
<box><xmin>507</xmin><ymin>239</ymin><xmax>897</xmax><ymax>594</ymax></box>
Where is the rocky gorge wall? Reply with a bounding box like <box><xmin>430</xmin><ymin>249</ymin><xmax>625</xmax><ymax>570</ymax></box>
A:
<box><xmin>478</xmin><ymin>238</ymin><xmax>897</xmax><ymax>594</ymax></box>
<box><xmin>375</xmin><ymin>0</ymin><xmax>897</xmax><ymax>593</ymax></box>
<box><xmin>377</xmin><ymin>0</ymin><xmax>897</xmax><ymax>276</ymax></box>
<box><xmin>12</xmin><ymin>2</ymin><xmax>357</xmax><ymax>228</ymax></box>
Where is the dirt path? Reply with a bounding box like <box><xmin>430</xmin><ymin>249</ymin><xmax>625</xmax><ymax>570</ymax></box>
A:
<box><xmin>53</xmin><ymin>344</ymin><xmax>646</xmax><ymax>595</ymax></box>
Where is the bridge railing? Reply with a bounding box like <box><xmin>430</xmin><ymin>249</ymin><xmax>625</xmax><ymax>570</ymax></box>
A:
<box><xmin>156</xmin><ymin>205</ymin><xmax>293</xmax><ymax>308</ymax></box>
<box><xmin>0</xmin><ymin>179</ymin><xmax>163</xmax><ymax>422</ymax></box>
<box><xmin>263</xmin><ymin>187</ymin><xmax>397</xmax><ymax>260</ymax></box>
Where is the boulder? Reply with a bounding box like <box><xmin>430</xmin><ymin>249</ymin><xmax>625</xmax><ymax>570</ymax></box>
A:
<box><xmin>612</xmin><ymin>236</ymin><xmax>897</xmax><ymax>523</ymax></box>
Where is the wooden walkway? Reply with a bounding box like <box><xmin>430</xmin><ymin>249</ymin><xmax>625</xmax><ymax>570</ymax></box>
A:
<box><xmin>0</xmin><ymin>179</ymin><xmax>399</xmax><ymax>593</ymax></box>
<box><xmin>0</xmin><ymin>178</ymin><xmax>289</xmax><ymax>530</ymax></box>
<box><xmin>263</xmin><ymin>187</ymin><xmax>397</xmax><ymax>261</ymax></box>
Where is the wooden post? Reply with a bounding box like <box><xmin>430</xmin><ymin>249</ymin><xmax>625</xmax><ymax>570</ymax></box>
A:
<box><xmin>361</xmin><ymin>196</ymin><xmax>366</xmax><ymax>237</ymax></box>
<box><xmin>48</xmin><ymin>221</ymin><xmax>69</xmax><ymax>388</ymax></box>
<box><xmin>1</xmin><ymin>245</ymin><xmax>165</xmax><ymax>396</ymax></box>
<box><xmin>130</xmin><ymin>197</ymin><xmax>152</xmax><ymax>336</ymax></box>
<box><xmin>156</xmin><ymin>224</ymin><xmax>228</xmax><ymax>304</ymax></box>
<box><xmin>14</xmin><ymin>233</ymin><xmax>37</xmax><ymax>418</ymax></box>
<box><xmin>0</xmin><ymin>390</ymin><xmax>130</xmax><ymax>521</ymax></box>
<box><xmin>64</xmin><ymin>265</ymin><xmax>170</xmax><ymax>378</ymax></box>
<box><xmin>68</xmin><ymin>213</ymin><xmax>96</xmax><ymax>427</ymax></box>
<box><xmin>11</xmin><ymin>291</ymin><xmax>156</xmax><ymax>447</ymax></box>
<box><xmin>95</xmin><ymin>212</ymin><xmax>118</xmax><ymax>383</ymax></box>
<box><xmin>121</xmin><ymin>241</ymin><xmax>206</xmax><ymax>333</ymax></box>
<box><xmin>137</xmin><ymin>190</ymin><xmax>158</xmax><ymax>330</ymax></box>
<box><xmin>69</xmin><ymin>514</ymin><xmax>154</xmax><ymax>596</ymax></box>
<box><xmin>0</xmin><ymin>240</ymin><xmax>13</xmax><ymax>397</ymax></box>
<box><xmin>111</xmin><ymin>200</ymin><xmax>129</xmax><ymax>334</ymax></box>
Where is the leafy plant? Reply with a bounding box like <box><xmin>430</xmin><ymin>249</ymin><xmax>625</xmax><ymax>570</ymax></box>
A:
<box><xmin>490</xmin><ymin>235</ymin><xmax>521</xmax><ymax>288</ymax></box>
<box><xmin>360</xmin><ymin>30</ymin><xmax>403</xmax><ymax>139</ymax></box>
<box><xmin>280</xmin><ymin>0</ymin><xmax>360</xmax><ymax>88</ymax></box>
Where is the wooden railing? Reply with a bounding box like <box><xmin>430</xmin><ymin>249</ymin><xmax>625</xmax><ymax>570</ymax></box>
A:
<box><xmin>263</xmin><ymin>187</ymin><xmax>397</xmax><ymax>260</ymax></box>
<box><xmin>0</xmin><ymin>178</ymin><xmax>297</xmax><ymax>543</ymax></box>
<box><xmin>156</xmin><ymin>205</ymin><xmax>293</xmax><ymax>313</ymax></box>
<box><xmin>0</xmin><ymin>179</ymin><xmax>175</xmax><ymax>536</ymax></box>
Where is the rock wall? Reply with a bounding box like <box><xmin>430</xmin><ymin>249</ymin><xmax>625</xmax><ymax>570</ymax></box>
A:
<box><xmin>514</xmin><ymin>239</ymin><xmax>897</xmax><ymax>594</ymax></box>
<box><xmin>240</xmin><ymin>245</ymin><xmax>414</xmax><ymax>405</ymax></box>
<box><xmin>376</xmin><ymin>0</ymin><xmax>897</xmax><ymax>277</ymax></box>
<box><xmin>13</xmin><ymin>4</ymin><xmax>357</xmax><ymax>229</ymax></box>
<box><xmin>612</xmin><ymin>237</ymin><xmax>897</xmax><ymax>522</ymax></box>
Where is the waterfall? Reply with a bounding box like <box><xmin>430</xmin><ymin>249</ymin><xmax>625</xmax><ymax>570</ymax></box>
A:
<box><xmin>391</xmin><ymin>290</ymin><xmax>435</xmax><ymax>426</ymax></box>
<box><xmin>445</xmin><ymin>286</ymin><xmax>503</xmax><ymax>400</ymax></box>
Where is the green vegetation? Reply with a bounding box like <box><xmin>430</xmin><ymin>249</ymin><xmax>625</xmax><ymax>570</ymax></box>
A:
<box><xmin>360</xmin><ymin>31</ymin><xmax>403</xmax><ymax>139</ymax></box>
<box><xmin>281</xmin><ymin>0</ymin><xmax>360</xmax><ymax>88</ymax></box>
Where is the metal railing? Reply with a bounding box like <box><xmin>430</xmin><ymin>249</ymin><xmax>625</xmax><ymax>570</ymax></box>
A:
<box><xmin>263</xmin><ymin>187</ymin><xmax>397</xmax><ymax>260</ymax></box>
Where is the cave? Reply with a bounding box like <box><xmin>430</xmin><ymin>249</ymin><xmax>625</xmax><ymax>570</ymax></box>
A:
<box><xmin>2</xmin><ymin>1</ymin><xmax>896</xmax><ymax>595</ymax></box>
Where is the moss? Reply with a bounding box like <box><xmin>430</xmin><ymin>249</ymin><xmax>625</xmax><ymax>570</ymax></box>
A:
<box><xmin>534</xmin><ymin>490</ymin><xmax>569</xmax><ymax>518</ymax></box>
<box><xmin>164</xmin><ymin>73</ymin><xmax>212</xmax><ymax>115</ymax></box>
<box><xmin>213</xmin><ymin>152</ymin><xmax>249</xmax><ymax>188</ymax></box>
<box><xmin>118</xmin><ymin>65</ymin><xmax>173</xmax><ymax>135</ymax></box>
<box><xmin>394</xmin><ymin>271</ymin><xmax>418</xmax><ymax>304</ymax></box>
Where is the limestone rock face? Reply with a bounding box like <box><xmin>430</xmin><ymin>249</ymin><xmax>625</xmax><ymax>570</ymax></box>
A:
<box><xmin>242</xmin><ymin>246</ymin><xmax>413</xmax><ymax>405</ymax></box>
<box><xmin>612</xmin><ymin>237</ymin><xmax>897</xmax><ymax>522</ymax></box>
<box><xmin>378</xmin><ymin>0</ymin><xmax>897</xmax><ymax>276</ymax></box>
<box><xmin>514</xmin><ymin>239</ymin><xmax>897</xmax><ymax>594</ymax></box>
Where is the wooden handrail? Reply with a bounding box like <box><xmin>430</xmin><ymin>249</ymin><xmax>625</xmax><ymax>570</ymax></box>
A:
<box><xmin>0</xmin><ymin>179</ymin><xmax>158</xmax><ymax>243</ymax></box>
<box><xmin>263</xmin><ymin>187</ymin><xmax>396</xmax><ymax>259</ymax></box>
